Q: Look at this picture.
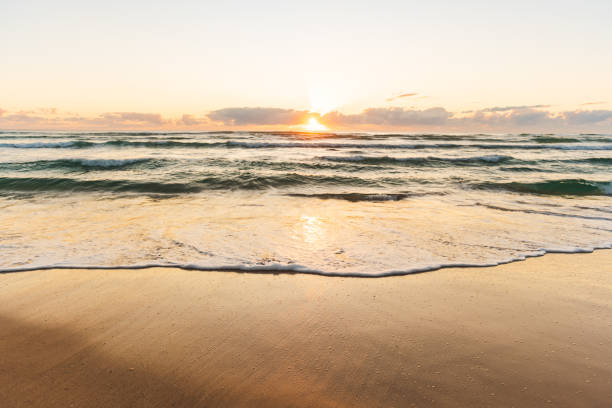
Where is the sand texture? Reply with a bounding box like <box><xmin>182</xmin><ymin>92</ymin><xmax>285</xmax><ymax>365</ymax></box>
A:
<box><xmin>1</xmin><ymin>251</ymin><xmax>611</xmax><ymax>407</ymax></box>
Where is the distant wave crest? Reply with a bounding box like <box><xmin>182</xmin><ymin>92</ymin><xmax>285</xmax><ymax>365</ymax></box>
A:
<box><xmin>321</xmin><ymin>154</ymin><xmax>515</xmax><ymax>166</ymax></box>
<box><xmin>2</xmin><ymin>139</ymin><xmax>611</xmax><ymax>151</ymax></box>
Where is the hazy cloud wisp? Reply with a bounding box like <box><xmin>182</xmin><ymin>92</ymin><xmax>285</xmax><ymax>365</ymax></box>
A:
<box><xmin>207</xmin><ymin>107</ymin><xmax>310</xmax><ymax>126</ymax></box>
<box><xmin>386</xmin><ymin>92</ymin><xmax>418</xmax><ymax>102</ymax></box>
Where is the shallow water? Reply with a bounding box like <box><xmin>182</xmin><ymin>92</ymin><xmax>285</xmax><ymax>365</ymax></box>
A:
<box><xmin>0</xmin><ymin>131</ymin><xmax>610</xmax><ymax>275</ymax></box>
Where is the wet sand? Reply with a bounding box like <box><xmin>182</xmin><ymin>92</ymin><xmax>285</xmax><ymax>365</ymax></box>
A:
<box><xmin>1</xmin><ymin>251</ymin><xmax>611</xmax><ymax>407</ymax></box>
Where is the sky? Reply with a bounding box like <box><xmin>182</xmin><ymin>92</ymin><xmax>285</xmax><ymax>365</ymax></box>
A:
<box><xmin>2</xmin><ymin>0</ymin><xmax>612</xmax><ymax>132</ymax></box>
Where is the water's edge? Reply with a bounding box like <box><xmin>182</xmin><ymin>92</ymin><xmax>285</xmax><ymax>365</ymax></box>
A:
<box><xmin>2</xmin><ymin>244</ymin><xmax>610</xmax><ymax>278</ymax></box>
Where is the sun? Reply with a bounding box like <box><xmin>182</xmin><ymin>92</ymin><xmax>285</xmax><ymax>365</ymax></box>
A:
<box><xmin>302</xmin><ymin>117</ymin><xmax>328</xmax><ymax>132</ymax></box>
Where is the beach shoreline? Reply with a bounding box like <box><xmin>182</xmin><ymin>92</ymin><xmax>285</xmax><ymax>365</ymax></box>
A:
<box><xmin>1</xmin><ymin>250</ymin><xmax>611</xmax><ymax>407</ymax></box>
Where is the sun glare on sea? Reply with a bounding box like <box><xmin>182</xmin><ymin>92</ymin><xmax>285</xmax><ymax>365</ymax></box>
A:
<box><xmin>302</xmin><ymin>117</ymin><xmax>327</xmax><ymax>132</ymax></box>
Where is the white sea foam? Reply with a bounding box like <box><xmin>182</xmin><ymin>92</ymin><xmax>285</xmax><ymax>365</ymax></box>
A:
<box><xmin>600</xmin><ymin>182</ymin><xmax>612</xmax><ymax>195</ymax></box>
<box><xmin>1</xmin><ymin>244</ymin><xmax>610</xmax><ymax>277</ymax></box>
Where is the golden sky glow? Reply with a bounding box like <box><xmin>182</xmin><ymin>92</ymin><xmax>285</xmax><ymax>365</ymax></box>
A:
<box><xmin>1</xmin><ymin>1</ymin><xmax>611</xmax><ymax>131</ymax></box>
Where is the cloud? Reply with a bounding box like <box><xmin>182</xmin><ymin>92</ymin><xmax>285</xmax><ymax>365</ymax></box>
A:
<box><xmin>55</xmin><ymin>112</ymin><xmax>169</xmax><ymax>128</ymax></box>
<box><xmin>322</xmin><ymin>106</ymin><xmax>612</xmax><ymax>130</ymax></box>
<box><xmin>1</xmin><ymin>106</ymin><xmax>611</xmax><ymax>131</ymax></box>
<box><xmin>11</xmin><ymin>107</ymin><xmax>58</xmax><ymax>115</ymax></box>
<box><xmin>386</xmin><ymin>92</ymin><xmax>418</xmax><ymax>102</ymax></box>
<box><xmin>507</xmin><ymin>109</ymin><xmax>554</xmax><ymax>126</ymax></box>
<box><xmin>1</xmin><ymin>113</ymin><xmax>47</xmax><ymax>124</ymax></box>
<box><xmin>177</xmin><ymin>114</ymin><xmax>209</xmax><ymax>126</ymax></box>
<box><xmin>207</xmin><ymin>107</ymin><xmax>310</xmax><ymax>126</ymax></box>
<box><xmin>563</xmin><ymin>109</ymin><xmax>612</xmax><ymax>125</ymax></box>
<box><xmin>205</xmin><ymin>105</ymin><xmax>612</xmax><ymax>130</ymax></box>
<box><xmin>97</xmin><ymin>112</ymin><xmax>166</xmax><ymax>125</ymax></box>
<box><xmin>580</xmin><ymin>101</ymin><xmax>606</xmax><ymax>106</ymax></box>
<box><xmin>459</xmin><ymin>108</ymin><xmax>612</xmax><ymax>130</ymax></box>
<box><xmin>323</xmin><ymin>107</ymin><xmax>451</xmax><ymax>126</ymax></box>
<box><xmin>460</xmin><ymin>108</ymin><xmax>560</xmax><ymax>128</ymax></box>
<box><xmin>0</xmin><ymin>110</ymin><xmax>173</xmax><ymax>129</ymax></box>
<box><xmin>481</xmin><ymin>105</ymin><xmax>550</xmax><ymax>112</ymax></box>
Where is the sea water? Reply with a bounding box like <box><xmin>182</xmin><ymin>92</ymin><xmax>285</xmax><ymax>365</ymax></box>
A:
<box><xmin>0</xmin><ymin>131</ymin><xmax>610</xmax><ymax>276</ymax></box>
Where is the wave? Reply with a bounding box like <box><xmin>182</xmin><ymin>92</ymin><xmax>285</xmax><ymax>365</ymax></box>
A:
<box><xmin>570</xmin><ymin>157</ymin><xmax>612</xmax><ymax>165</ymax></box>
<box><xmin>226</xmin><ymin>141</ymin><xmax>464</xmax><ymax>149</ymax></box>
<box><xmin>195</xmin><ymin>172</ymin><xmax>400</xmax><ymax>189</ymax></box>
<box><xmin>2</xmin><ymin>154</ymin><xmax>607</xmax><ymax>175</ymax></box>
<box><xmin>475</xmin><ymin>179</ymin><xmax>612</xmax><ymax>196</ymax></box>
<box><xmin>1</xmin><ymin>139</ymin><xmax>611</xmax><ymax>151</ymax></box>
<box><xmin>399</xmin><ymin>134</ymin><xmax>507</xmax><ymax>142</ymax></box>
<box><xmin>0</xmin><ymin>134</ymin><xmax>63</xmax><ymax>139</ymax></box>
<box><xmin>321</xmin><ymin>154</ymin><xmax>515</xmax><ymax>166</ymax></box>
<box><xmin>499</xmin><ymin>166</ymin><xmax>547</xmax><ymax>172</ymax></box>
<box><xmin>0</xmin><ymin>158</ymin><xmax>158</xmax><ymax>172</ymax></box>
<box><xmin>2</xmin><ymin>131</ymin><xmax>606</xmax><ymax>139</ymax></box>
<box><xmin>0</xmin><ymin>141</ymin><xmax>94</xmax><ymax>148</ymax></box>
<box><xmin>474</xmin><ymin>203</ymin><xmax>612</xmax><ymax>221</ymax></box>
<box><xmin>532</xmin><ymin>136</ymin><xmax>581</xmax><ymax>143</ymax></box>
<box><xmin>0</xmin><ymin>140</ymin><xmax>232</xmax><ymax>149</ymax></box>
<box><xmin>68</xmin><ymin>158</ymin><xmax>152</xmax><ymax>168</ymax></box>
<box><xmin>476</xmin><ymin>144</ymin><xmax>612</xmax><ymax>151</ymax></box>
<box><xmin>104</xmin><ymin>141</ymin><xmax>612</xmax><ymax>151</ymax></box>
<box><xmin>0</xmin><ymin>131</ymin><xmax>237</xmax><ymax>138</ymax></box>
<box><xmin>0</xmin><ymin>177</ymin><xmax>201</xmax><ymax>194</ymax></box>
<box><xmin>205</xmin><ymin>159</ymin><xmax>388</xmax><ymax>172</ymax></box>
<box><xmin>556</xmin><ymin>145</ymin><xmax>612</xmax><ymax>151</ymax></box>
<box><xmin>0</xmin><ymin>173</ymin><xmax>408</xmax><ymax>194</ymax></box>
<box><xmin>1</xmin><ymin>246</ymin><xmax>610</xmax><ymax>277</ymax></box>
<box><xmin>52</xmin><ymin>158</ymin><xmax>153</xmax><ymax>169</ymax></box>
<box><xmin>286</xmin><ymin>193</ymin><xmax>413</xmax><ymax>202</ymax></box>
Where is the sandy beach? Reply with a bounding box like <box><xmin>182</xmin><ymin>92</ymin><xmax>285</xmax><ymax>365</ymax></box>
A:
<box><xmin>1</xmin><ymin>251</ymin><xmax>611</xmax><ymax>407</ymax></box>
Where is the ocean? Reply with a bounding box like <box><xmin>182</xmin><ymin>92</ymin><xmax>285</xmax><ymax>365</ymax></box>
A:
<box><xmin>0</xmin><ymin>130</ymin><xmax>610</xmax><ymax>276</ymax></box>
